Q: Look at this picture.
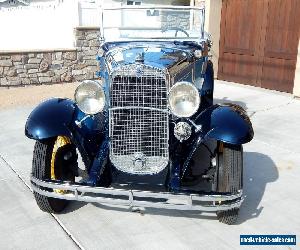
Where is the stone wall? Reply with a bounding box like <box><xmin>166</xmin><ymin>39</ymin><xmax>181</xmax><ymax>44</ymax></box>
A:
<box><xmin>0</xmin><ymin>27</ymin><xmax>100</xmax><ymax>86</ymax></box>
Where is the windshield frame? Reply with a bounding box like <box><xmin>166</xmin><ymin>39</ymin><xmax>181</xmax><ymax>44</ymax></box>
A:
<box><xmin>100</xmin><ymin>5</ymin><xmax>206</xmax><ymax>43</ymax></box>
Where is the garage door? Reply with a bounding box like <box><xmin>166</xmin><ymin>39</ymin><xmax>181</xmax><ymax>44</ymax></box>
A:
<box><xmin>218</xmin><ymin>0</ymin><xmax>300</xmax><ymax>93</ymax></box>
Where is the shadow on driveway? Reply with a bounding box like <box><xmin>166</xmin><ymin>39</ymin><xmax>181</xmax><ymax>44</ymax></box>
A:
<box><xmin>237</xmin><ymin>152</ymin><xmax>278</xmax><ymax>224</ymax></box>
<box><xmin>61</xmin><ymin>201</ymin><xmax>87</xmax><ymax>213</ymax></box>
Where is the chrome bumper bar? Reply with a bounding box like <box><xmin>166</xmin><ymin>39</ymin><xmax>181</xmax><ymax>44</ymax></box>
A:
<box><xmin>31</xmin><ymin>176</ymin><xmax>243</xmax><ymax>212</ymax></box>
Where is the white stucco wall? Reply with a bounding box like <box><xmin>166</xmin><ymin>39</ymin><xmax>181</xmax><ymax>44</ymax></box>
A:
<box><xmin>0</xmin><ymin>1</ymin><xmax>78</xmax><ymax>50</ymax></box>
<box><xmin>293</xmin><ymin>40</ymin><xmax>300</xmax><ymax>97</ymax></box>
<box><xmin>204</xmin><ymin>0</ymin><xmax>221</xmax><ymax>78</ymax></box>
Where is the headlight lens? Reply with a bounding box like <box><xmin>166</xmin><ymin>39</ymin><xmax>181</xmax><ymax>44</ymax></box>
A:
<box><xmin>169</xmin><ymin>81</ymin><xmax>200</xmax><ymax>117</ymax></box>
<box><xmin>74</xmin><ymin>80</ymin><xmax>105</xmax><ymax>114</ymax></box>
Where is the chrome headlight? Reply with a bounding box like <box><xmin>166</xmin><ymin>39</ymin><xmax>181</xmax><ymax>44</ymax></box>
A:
<box><xmin>74</xmin><ymin>80</ymin><xmax>105</xmax><ymax>114</ymax></box>
<box><xmin>169</xmin><ymin>81</ymin><xmax>200</xmax><ymax>117</ymax></box>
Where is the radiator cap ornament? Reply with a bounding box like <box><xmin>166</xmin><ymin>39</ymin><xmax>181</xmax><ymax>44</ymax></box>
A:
<box><xmin>135</xmin><ymin>52</ymin><xmax>144</xmax><ymax>63</ymax></box>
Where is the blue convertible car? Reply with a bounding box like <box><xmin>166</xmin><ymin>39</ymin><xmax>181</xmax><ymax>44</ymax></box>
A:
<box><xmin>25</xmin><ymin>6</ymin><xmax>253</xmax><ymax>224</ymax></box>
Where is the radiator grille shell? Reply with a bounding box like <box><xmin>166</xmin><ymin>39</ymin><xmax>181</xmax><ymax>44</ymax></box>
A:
<box><xmin>109</xmin><ymin>64</ymin><xmax>169</xmax><ymax>175</ymax></box>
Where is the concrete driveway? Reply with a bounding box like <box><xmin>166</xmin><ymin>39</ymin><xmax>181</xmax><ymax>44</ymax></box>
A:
<box><xmin>0</xmin><ymin>81</ymin><xmax>299</xmax><ymax>250</ymax></box>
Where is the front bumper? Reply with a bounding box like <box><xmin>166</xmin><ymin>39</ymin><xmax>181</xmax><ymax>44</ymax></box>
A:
<box><xmin>31</xmin><ymin>176</ymin><xmax>243</xmax><ymax>212</ymax></box>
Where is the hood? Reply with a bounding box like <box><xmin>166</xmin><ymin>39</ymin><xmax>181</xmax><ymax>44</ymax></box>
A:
<box><xmin>103</xmin><ymin>41</ymin><xmax>199</xmax><ymax>71</ymax></box>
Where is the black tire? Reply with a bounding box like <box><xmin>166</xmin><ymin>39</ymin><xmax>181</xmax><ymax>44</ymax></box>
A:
<box><xmin>215</xmin><ymin>143</ymin><xmax>243</xmax><ymax>224</ymax></box>
<box><xmin>217</xmin><ymin>208</ymin><xmax>239</xmax><ymax>225</ymax></box>
<box><xmin>32</xmin><ymin>138</ymin><xmax>76</xmax><ymax>213</ymax></box>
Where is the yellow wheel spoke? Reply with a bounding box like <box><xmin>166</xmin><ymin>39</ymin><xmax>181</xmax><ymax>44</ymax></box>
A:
<box><xmin>51</xmin><ymin>136</ymin><xmax>71</xmax><ymax>194</ymax></box>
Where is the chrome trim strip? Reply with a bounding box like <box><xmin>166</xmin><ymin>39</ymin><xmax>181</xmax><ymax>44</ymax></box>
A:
<box><xmin>109</xmin><ymin>106</ymin><xmax>170</xmax><ymax>113</ymax></box>
<box><xmin>31</xmin><ymin>176</ymin><xmax>243</xmax><ymax>212</ymax></box>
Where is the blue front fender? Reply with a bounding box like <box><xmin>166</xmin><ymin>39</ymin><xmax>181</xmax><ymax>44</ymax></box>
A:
<box><xmin>199</xmin><ymin>104</ymin><xmax>254</xmax><ymax>145</ymax></box>
<box><xmin>182</xmin><ymin>104</ymin><xmax>253</xmax><ymax>176</ymax></box>
<box><xmin>25</xmin><ymin>98</ymin><xmax>75</xmax><ymax>140</ymax></box>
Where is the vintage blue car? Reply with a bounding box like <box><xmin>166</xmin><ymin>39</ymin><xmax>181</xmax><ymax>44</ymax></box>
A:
<box><xmin>25</xmin><ymin>6</ymin><xmax>253</xmax><ymax>224</ymax></box>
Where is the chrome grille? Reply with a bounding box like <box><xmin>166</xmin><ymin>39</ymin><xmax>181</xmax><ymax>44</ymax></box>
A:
<box><xmin>109</xmin><ymin>64</ymin><xmax>169</xmax><ymax>175</ymax></box>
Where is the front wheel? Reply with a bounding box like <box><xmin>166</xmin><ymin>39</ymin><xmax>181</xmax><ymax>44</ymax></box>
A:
<box><xmin>32</xmin><ymin>136</ymin><xmax>77</xmax><ymax>213</ymax></box>
<box><xmin>215</xmin><ymin>142</ymin><xmax>243</xmax><ymax>224</ymax></box>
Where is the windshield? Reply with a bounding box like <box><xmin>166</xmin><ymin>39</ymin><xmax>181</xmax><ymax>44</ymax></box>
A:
<box><xmin>101</xmin><ymin>6</ymin><xmax>205</xmax><ymax>43</ymax></box>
